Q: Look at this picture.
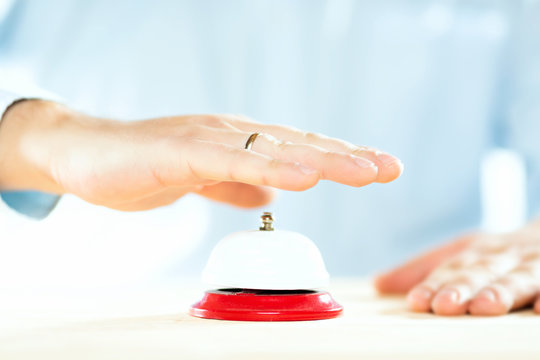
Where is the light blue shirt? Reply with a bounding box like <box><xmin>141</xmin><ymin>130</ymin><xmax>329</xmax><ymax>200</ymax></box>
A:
<box><xmin>1</xmin><ymin>0</ymin><xmax>539</xmax><ymax>276</ymax></box>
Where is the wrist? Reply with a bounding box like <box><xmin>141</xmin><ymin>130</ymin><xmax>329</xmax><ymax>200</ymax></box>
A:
<box><xmin>0</xmin><ymin>99</ymin><xmax>73</xmax><ymax>193</ymax></box>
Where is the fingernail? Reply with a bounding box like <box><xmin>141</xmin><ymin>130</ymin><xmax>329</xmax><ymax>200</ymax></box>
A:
<box><xmin>297</xmin><ymin>164</ymin><xmax>318</xmax><ymax>176</ymax></box>
<box><xmin>407</xmin><ymin>287</ymin><xmax>433</xmax><ymax>312</ymax></box>
<box><xmin>407</xmin><ymin>287</ymin><xmax>432</xmax><ymax>302</ymax></box>
<box><xmin>476</xmin><ymin>289</ymin><xmax>497</xmax><ymax>303</ymax></box>
<box><xmin>377</xmin><ymin>153</ymin><xmax>403</xmax><ymax>168</ymax></box>
<box><xmin>436</xmin><ymin>289</ymin><xmax>460</xmax><ymax>304</ymax></box>
<box><xmin>352</xmin><ymin>156</ymin><xmax>377</xmax><ymax>169</ymax></box>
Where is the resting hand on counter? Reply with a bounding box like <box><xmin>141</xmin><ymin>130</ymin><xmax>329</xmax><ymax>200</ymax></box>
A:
<box><xmin>0</xmin><ymin>100</ymin><xmax>403</xmax><ymax>211</ymax></box>
<box><xmin>376</xmin><ymin>219</ymin><xmax>540</xmax><ymax>316</ymax></box>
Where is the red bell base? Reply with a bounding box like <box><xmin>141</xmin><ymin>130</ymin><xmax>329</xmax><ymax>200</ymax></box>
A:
<box><xmin>189</xmin><ymin>288</ymin><xmax>343</xmax><ymax>322</ymax></box>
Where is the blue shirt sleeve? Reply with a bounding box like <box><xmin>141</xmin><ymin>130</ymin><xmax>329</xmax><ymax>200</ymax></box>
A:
<box><xmin>0</xmin><ymin>191</ymin><xmax>60</xmax><ymax>219</ymax></box>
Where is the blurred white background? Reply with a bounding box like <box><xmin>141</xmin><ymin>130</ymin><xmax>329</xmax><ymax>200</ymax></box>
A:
<box><xmin>1</xmin><ymin>0</ymin><xmax>539</xmax><ymax>293</ymax></box>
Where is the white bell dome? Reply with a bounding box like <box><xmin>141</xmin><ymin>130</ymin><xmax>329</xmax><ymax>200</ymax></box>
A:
<box><xmin>202</xmin><ymin>213</ymin><xmax>330</xmax><ymax>290</ymax></box>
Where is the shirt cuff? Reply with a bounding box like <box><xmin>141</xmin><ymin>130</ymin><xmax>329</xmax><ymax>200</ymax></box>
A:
<box><xmin>0</xmin><ymin>191</ymin><xmax>60</xmax><ymax>219</ymax></box>
<box><xmin>0</xmin><ymin>90</ymin><xmax>62</xmax><ymax>219</ymax></box>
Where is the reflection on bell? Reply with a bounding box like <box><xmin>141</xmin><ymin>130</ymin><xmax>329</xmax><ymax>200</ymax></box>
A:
<box><xmin>189</xmin><ymin>212</ymin><xmax>343</xmax><ymax>321</ymax></box>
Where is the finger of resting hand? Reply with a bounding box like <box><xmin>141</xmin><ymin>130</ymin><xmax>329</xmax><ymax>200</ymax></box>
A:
<box><xmin>194</xmin><ymin>182</ymin><xmax>275</xmax><ymax>208</ymax></box>
<box><xmin>430</xmin><ymin>253</ymin><xmax>521</xmax><ymax>316</ymax></box>
<box><xmin>171</xmin><ymin>139</ymin><xmax>320</xmax><ymax>191</ymax></box>
<box><xmin>469</xmin><ymin>261</ymin><xmax>540</xmax><ymax>316</ymax></box>
<box><xmin>375</xmin><ymin>235</ymin><xmax>472</xmax><ymax>295</ymax></box>
<box><xmin>224</xmin><ymin>116</ymin><xmax>402</xmax><ymax>183</ymax></box>
<box><xmin>202</xmin><ymin>128</ymin><xmax>378</xmax><ymax>187</ymax></box>
<box><xmin>429</xmin><ymin>266</ymin><xmax>500</xmax><ymax>316</ymax></box>
<box><xmin>407</xmin><ymin>276</ymin><xmax>449</xmax><ymax>312</ymax></box>
<box><xmin>406</xmin><ymin>250</ymin><xmax>509</xmax><ymax>314</ymax></box>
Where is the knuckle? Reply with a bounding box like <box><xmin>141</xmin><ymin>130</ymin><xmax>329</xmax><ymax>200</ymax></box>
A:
<box><xmin>472</xmin><ymin>257</ymin><xmax>496</xmax><ymax>267</ymax></box>
<box><xmin>352</xmin><ymin>147</ymin><xmax>374</xmax><ymax>157</ymax></box>
<box><xmin>275</xmin><ymin>140</ymin><xmax>288</xmax><ymax>152</ymax></box>
<box><xmin>321</xmin><ymin>149</ymin><xmax>333</xmax><ymax>157</ymax></box>
<box><xmin>472</xmin><ymin>238</ymin><xmax>509</xmax><ymax>254</ymax></box>
<box><xmin>443</xmin><ymin>258</ymin><xmax>468</xmax><ymax>270</ymax></box>
<box><xmin>511</xmin><ymin>262</ymin><xmax>540</xmax><ymax>278</ymax></box>
<box><xmin>303</xmin><ymin>131</ymin><xmax>321</xmax><ymax>142</ymax></box>
<box><xmin>201</xmin><ymin>115</ymin><xmax>230</xmax><ymax>128</ymax></box>
<box><xmin>260</xmin><ymin>133</ymin><xmax>278</xmax><ymax>144</ymax></box>
<box><xmin>274</xmin><ymin>139</ymin><xmax>293</xmax><ymax>153</ymax></box>
<box><xmin>267</xmin><ymin>158</ymin><xmax>283</xmax><ymax>170</ymax></box>
<box><xmin>469</xmin><ymin>258</ymin><xmax>501</xmax><ymax>274</ymax></box>
<box><xmin>440</xmin><ymin>251</ymin><xmax>477</xmax><ymax>270</ymax></box>
<box><xmin>320</xmin><ymin>150</ymin><xmax>338</xmax><ymax>164</ymax></box>
<box><xmin>522</xmin><ymin>250</ymin><xmax>540</xmax><ymax>262</ymax></box>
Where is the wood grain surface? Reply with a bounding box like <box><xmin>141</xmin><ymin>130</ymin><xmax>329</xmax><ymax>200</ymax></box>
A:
<box><xmin>1</xmin><ymin>279</ymin><xmax>539</xmax><ymax>359</ymax></box>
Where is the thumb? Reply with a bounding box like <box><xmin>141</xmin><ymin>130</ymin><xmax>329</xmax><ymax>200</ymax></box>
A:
<box><xmin>374</xmin><ymin>234</ymin><xmax>474</xmax><ymax>294</ymax></box>
<box><xmin>194</xmin><ymin>182</ymin><xmax>276</xmax><ymax>208</ymax></box>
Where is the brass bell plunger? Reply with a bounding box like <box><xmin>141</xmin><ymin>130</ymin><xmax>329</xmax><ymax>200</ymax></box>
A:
<box><xmin>189</xmin><ymin>212</ymin><xmax>343</xmax><ymax>321</ymax></box>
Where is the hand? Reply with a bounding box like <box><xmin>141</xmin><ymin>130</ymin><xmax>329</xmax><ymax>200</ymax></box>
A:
<box><xmin>375</xmin><ymin>220</ymin><xmax>540</xmax><ymax>316</ymax></box>
<box><xmin>0</xmin><ymin>100</ymin><xmax>403</xmax><ymax>211</ymax></box>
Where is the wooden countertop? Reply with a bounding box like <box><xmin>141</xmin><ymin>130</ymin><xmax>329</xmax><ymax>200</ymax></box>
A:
<box><xmin>1</xmin><ymin>279</ymin><xmax>539</xmax><ymax>359</ymax></box>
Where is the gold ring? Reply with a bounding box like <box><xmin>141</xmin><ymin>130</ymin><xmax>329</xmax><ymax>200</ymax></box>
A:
<box><xmin>244</xmin><ymin>133</ymin><xmax>260</xmax><ymax>150</ymax></box>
